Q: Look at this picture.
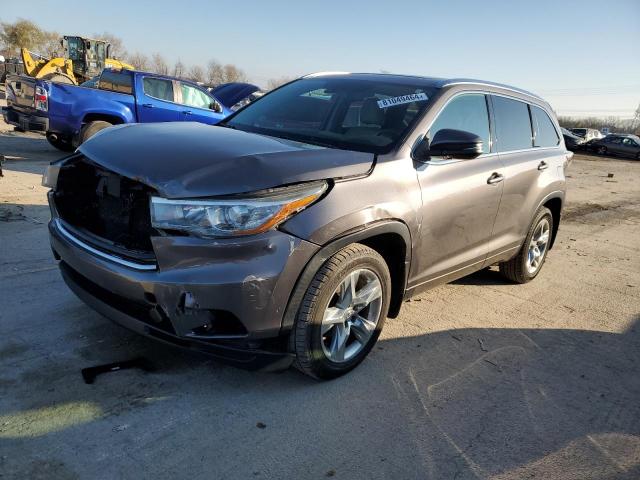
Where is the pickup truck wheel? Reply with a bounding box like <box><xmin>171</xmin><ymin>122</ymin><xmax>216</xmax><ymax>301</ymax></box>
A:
<box><xmin>499</xmin><ymin>207</ymin><xmax>553</xmax><ymax>284</ymax></box>
<box><xmin>291</xmin><ymin>243</ymin><xmax>391</xmax><ymax>380</ymax></box>
<box><xmin>80</xmin><ymin>121</ymin><xmax>112</xmax><ymax>144</ymax></box>
<box><xmin>46</xmin><ymin>133</ymin><xmax>75</xmax><ymax>152</ymax></box>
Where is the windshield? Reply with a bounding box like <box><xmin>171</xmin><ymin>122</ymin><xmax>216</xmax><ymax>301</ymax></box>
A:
<box><xmin>224</xmin><ymin>77</ymin><xmax>437</xmax><ymax>154</ymax></box>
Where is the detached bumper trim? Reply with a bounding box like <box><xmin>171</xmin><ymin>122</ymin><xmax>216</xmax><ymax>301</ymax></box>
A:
<box><xmin>55</xmin><ymin>219</ymin><xmax>157</xmax><ymax>271</ymax></box>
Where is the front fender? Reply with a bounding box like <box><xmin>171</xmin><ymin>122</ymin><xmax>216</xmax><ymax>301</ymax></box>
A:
<box><xmin>280</xmin><ymin>219</ymin><xmax>412</xmax><ymax>332</ymax></box>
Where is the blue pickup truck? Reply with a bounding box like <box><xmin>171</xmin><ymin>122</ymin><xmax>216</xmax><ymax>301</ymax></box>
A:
<box><xmin>3</xmin><ymin>69</ymin><xmax>239</xmax><ymax>151</ymax></box>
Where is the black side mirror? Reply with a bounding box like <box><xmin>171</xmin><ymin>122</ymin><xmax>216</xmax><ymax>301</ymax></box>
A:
<box><xmin>415</xmin><ymin>128</ymin><xmax>484</xmax><ymax>161</ymax></box>
<box><xmin>210</xmin><ymin>101</ymin><xmax>222</xmax><ymax>113</ymax></box>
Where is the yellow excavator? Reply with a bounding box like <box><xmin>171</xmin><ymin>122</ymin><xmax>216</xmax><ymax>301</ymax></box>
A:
<box><xmin>21</xmin><ymin>35</ymin><xmax>133</xmax><ymax>85</ymax></box>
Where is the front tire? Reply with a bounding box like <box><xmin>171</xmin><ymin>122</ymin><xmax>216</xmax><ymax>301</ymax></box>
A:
<box><xmin>499</xmin><ymin>207</ymin><xmax>553</xmax><ymax>284</ymax></box>
<box><xmin>292</xmin><ymin>243</ymin><xmax>391</xmax><ymax>380</ymax></box>
<box><xmin>597</xmin><ymin>145</ymin><xmax>608</xmax><ymax>155</ymax></box>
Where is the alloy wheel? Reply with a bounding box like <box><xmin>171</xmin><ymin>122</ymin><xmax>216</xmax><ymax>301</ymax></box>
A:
<box><xmin>321</xmin><ymin>268</ymin><xmax>383</xmax><ymax>363</ymax></box>
<box><xmin>526</xmin><ymin>218</ymin><xmax>550</xmax><ymax>274</ymax></box>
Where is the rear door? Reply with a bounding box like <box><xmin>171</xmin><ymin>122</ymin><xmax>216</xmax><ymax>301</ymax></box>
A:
<box><xmin>488</xmin><ymin>96</ymin><xmax>563</xmax><ymax>259</ymax></box>
<box><xmin>606</xmin><ymin>136</ymin><xmax>624</xmax><ymax>155</ymax></box>
<box><xmin>135</xmin><ymin>76</ymin><xmax>181</xmax><ymax>122</ymax></box>
<box><xmin>176</xmin><ymin>82</ymin><xmax>225</xmax><ymax>125</ymax></box>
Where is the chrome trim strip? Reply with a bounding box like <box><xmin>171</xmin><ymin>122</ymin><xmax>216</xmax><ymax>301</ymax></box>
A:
<box><xmin>55</xmin><ymin>219</ymin><xmax>157</xmax><ymax>271</ymax></box>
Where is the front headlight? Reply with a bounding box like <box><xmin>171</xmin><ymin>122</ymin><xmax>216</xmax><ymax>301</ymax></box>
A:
<box><xmin>150</xmin><ymin>181</ymin><xmax>327</xmax><ymax>238</ymax></box>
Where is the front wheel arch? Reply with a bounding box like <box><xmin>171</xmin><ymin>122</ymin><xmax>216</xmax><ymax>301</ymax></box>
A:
<box><xmin>281</xmin><ymin>220</ymin><xmax>411</xmax><ymax>335</ymax></box>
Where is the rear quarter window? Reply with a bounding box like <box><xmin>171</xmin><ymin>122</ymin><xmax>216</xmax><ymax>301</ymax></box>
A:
<box><xmin>531</xmin><ymin>106</ymin><xmax>559</xmax><ymax>148</ymax></box>
<box><xmin>492</xmin><ymin>96</ymin><xmax>533</xmax><ymax>152</ymax></box>
<box><xmin>98</xmin><ymin>71</ymin><xmax>133</xmax><ymax>95</ymax></box>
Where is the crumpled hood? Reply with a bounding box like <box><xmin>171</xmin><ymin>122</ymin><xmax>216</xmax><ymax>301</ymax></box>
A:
<box><xmin>78</xmin><ymin>122</ymin><xmax>374</xmax><ymax>198</ymax></box>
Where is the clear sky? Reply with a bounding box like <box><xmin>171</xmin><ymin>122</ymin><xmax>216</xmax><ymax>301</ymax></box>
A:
<box><xmin>3</xmin><ymin>0</ymin><xmax>639</xmax><ymax>117</ymax></box>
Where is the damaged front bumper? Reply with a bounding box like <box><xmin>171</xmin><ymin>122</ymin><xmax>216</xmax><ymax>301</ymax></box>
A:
<box><xmin>48</xmin><ymin>205</ymin><xmax>319</xmax><ymax>371</ymax></box>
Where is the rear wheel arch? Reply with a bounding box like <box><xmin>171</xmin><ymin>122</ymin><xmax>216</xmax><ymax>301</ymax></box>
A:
<box><xmin>81</xmin><ymin>112</ymin><xmax>125</xmax><ymax>126</ymax></box>
<box><xmin>542</xmin><ymin>196</ymin><xmax>562</xmax><ymax>249</ymax></box>
<box><xmin>281</xmin><ymin>220</ymin><xmax>411</xmax><ymax>336</ymax></box>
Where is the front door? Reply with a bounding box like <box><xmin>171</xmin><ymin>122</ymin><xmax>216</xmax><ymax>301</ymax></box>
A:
<box><xmin>413</xmin><ymin>93</ymin><xmax>504</xmax><ymax>286</ymax></box>
<box><xmin>177</xmin><ymin>82</ymin><xmax>226</xmax><ymax>125</ymax></box>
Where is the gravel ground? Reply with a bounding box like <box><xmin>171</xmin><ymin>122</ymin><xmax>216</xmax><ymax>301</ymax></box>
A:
<box><xmin>1</xmin><ymin>104</ymin><xmax>639</xmax><ymax>479</ymax></box>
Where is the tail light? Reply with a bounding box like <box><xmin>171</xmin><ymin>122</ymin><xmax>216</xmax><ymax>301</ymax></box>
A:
<box><xmin>34</xmin><ymin>86</ymin><xmax>48</xmax><ymax>112</ymax></box>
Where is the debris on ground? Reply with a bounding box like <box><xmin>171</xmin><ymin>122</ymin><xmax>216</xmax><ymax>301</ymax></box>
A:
<box><xmin>478</xmin><ymin>338</ymin><xmax>488</xmax><ymax>352</ymax></box>
<box><xmin>256</xmin><ymin>422</ymin><xmax>267</xmax><ymax>429</ymax></box>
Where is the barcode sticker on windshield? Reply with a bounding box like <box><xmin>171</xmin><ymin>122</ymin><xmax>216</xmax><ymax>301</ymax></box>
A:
<box><xmin>377</xmin><ymin>92</ymin><xmax>428</xmax><ymax>109</ymax></box>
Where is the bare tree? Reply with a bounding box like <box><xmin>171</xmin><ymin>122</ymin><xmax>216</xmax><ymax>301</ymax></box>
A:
<box><xmin>93</xmin><ymin>31</ymin><xmax>126</xmax><ymax>59</ymax></box>
<box><xmin>40</xmin><ymin>30</ymin><xmax>62</xmax><ymax>57</ymax></box>
<box><xmin>187</xmin><ymin>65</ymin><xmax>205</xmax><ymax>83</ymax></box>
<box><xmin>267</xmin><ymin>76</ymin><xmax>294</xmax><ymax>90</ymax></box>
<box><xmin>223</xmin><ymin>64</ymin><xmax>247</xmax><ymax>83</ymax></box>
<box><xmin>206</xmin><ymin>60</ymin><xmax>225</xmax><ymax>85</ymax></box>
<box><xmin>151</xmin><ymin>53</ymin><xmax>169</xmax><ymax>75</ymax></box>
<box><xmin>128</xmin><ymin>52</ymin><xmax>149</xmax><ymax>70</ymax></box>
<box><xmin>206</xmin><ymin>60</ymin><xmax>248</xmax><ymax>85</ymax></box>
<box><xmin>173</xmin><ymin>59</ymin><xmax>185</xmax><ymax>78</ymax></box>
<box><xmin>0</xmin><ymin>19</ymin><xmax>45</xmax><ymax>56</ymax></box>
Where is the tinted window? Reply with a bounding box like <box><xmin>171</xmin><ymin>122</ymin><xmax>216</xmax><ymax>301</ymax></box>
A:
<box><xmin>98</xmin><ymin>70</ymin><xmax>133</xmax><ymax>94</ymax></box>
<box><xmin>531</xmin><ymin>106</ymin><xmax>559</xmax><ymax>147</ymax></box>
<box><xmin>225</xmin><ymin>77</ymin><xmax>436</xmax><ymax>154</ymax></box>
<box><xmin>429</xmin><ymin>94</ymin><xmax>491</xmax><ymax>154</ymax></box>
<box><xmin>180</xmin><ymin>83</ymin><xmax>213</xmax><ymax>109</ymax></box>
<box><xmin>492</xmin><ymin>96</ymin><xmax>533</xmax><ymax>151</ymax></box>
<box><xmin>143</xmin><ymin>77</ymin><xmax>174</xmax><ymax>102</ymax></box>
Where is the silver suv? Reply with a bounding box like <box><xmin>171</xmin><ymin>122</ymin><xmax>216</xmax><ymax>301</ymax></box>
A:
<box><xmin>45</xmin><ymin>73</ymin><xmax>570</xmax><ymax>379</ymax></box>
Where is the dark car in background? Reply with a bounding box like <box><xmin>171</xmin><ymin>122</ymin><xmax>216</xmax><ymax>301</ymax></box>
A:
<box><xmin>561</xmin><ymin>127</ymin><xmax>586</xmax><ymax>151</ymax></box>
<box><xmin>590</xmin><ymin>134</ymin><xmax>640</xmax><ymax>159</ymax></box>
<box><xmin>44</xmin><ymin>73</ymin><xmax>570</xmax><ymax>379</ymax></box>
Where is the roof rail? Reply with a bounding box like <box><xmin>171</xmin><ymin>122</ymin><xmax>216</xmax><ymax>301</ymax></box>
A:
<box><xmin>440</xmin><ymin>79</ymin><xmax>543</xmax><ymax>100</ymax></box>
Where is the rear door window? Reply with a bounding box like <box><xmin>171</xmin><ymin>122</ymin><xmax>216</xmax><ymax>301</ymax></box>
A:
<box><xmin>143</xmin><ymin>77</ymin><xmax>174</xmax><ymax>102</ymax></box>
<box><xmin>531</xmin><ymin>106</ymin><xmax>559</xmax><ymax>147</ymax></box>
<box><xmin>492</xmin><ymin>96</ymin><xmax>533</xmax><ymax>151</ymax></box>
<box><xmin>429</xmin><ymin>94</ymin><xmax>491</xmax><ymax>153</ymax></box>
<box><xmin>98</xmin><ymin>70</ymin><xmax>133</xmax><ymax>94</ymax></box>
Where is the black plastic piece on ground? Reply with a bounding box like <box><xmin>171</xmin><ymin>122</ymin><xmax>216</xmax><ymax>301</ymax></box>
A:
<box><xmin>81</xmin><ymin>357</ymin><xmax>155</xmax><ymax>384</ymax></box>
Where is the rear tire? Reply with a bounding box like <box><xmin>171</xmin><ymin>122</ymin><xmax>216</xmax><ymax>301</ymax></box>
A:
<box><xmin>292</xmin><ymin>243</ymin><xmax>391</xmax><ymax>380</ymax></box>
<box><xmin>597</xmin><ymin>146</ymin><xmax>608</xmax><ymax>155</ymax></box>
<box><xmin>46</xmin><ymin>133</ymin><xmax>75</xmax><ymax>152</ymax></box>
<box><xmin>79</xmin><ymin>120</ymin><xmax>112</xmax><ymax>144</ymax></box>
<box><xmin>499</xmin><ymin>207</ymin><xmax>553</xmax><ymax>284</ymax></box>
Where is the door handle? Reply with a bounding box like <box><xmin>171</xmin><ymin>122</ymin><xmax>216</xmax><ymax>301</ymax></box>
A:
<box><xmin>142</xmin><ymin>103</ymin><xmax>154</xmax><ymax>108</ymax></box>
<box><xmin>487</xmin><ymin>172</ymin><xmax>504</xmax><ymax>185</ymax></box>
<box><xmin>537</xmin><ymin>161</ymin><xmax>548</xmax><ymax>171</ymax></box>
<box><xmin>182</xmin><ymin>110</ymin><xmax>192</xmax><ymax>115</ymax></box>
